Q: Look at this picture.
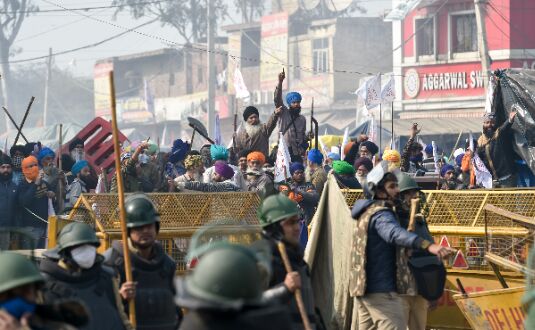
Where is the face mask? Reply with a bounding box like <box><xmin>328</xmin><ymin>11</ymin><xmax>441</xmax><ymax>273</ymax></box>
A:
<box><xmin>12</xmin><ymin>156</ymin><xmax>23</xmax><ymax>169</ymax></box>
<box><xmin>0</xmin><ymin>297</ymin><xmax>36</xmax><ymax>319</ymax></box>
<box><xmin>71</xmin><ymin>150</ymin><xmax>85</xmax><ymax>162</ymax></box>
<box><xmin>139</xmin><ymin>153</ymin><xmax>150</xmax><ymax>165</ymax></box>
<box><xmin>70</xmin><ymin>245</ymin><xmax>97</xmax><ymax>269</ymax></box>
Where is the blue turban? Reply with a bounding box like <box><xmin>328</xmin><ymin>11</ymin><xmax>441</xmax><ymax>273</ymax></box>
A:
<box><xmin>289</xmin><ymin>162</ymin><xmax>305</xmax><ymax>175</ymax></box>
<box><xmin>440</xmin><ymin>164</ymin><xmax>455</xmax><ymax>178</ymax></box>
<box><xmin>455</xmin><ymin>153</ymin><xmax>465</xmax><ymax>167</ymax></box>
<box><xmin>307</xmin><ymin>149</ymin><xmax>323</xmax><ymax>165</ymax></box>
<box><xmin>286</xmin><ymin>92</ymin><xmax>302</xmax><ymax>106</ymax></box>
<box><xmin>210</xmin><ymin>144</ymin><xmax>229</xmax><ymax>161</ymax></box>
<box><xmin>169</xmin><ymin>139</ymin><xmax>189</xmax><ymax>164</ymax></box>
<box><xmin>424</xmin><ymin>145</ymin><xmax>433</xmax><ymax>156</ymax></box>
<box><xmin>37</xmin><ymin>147</ymin><xmax>55</xmax><ymax>164</ymax></box>
<box><xmin>327</xmin><ymin>152</ymin><xmax>340</xmax><ymax>161</ymax></box>
<box><xmin>71</xmin><ymin>160</ymin><xmax>89</xmax><ymax>176</ymax></box>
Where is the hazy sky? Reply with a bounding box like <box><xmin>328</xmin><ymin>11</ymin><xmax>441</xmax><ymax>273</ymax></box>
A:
<box><xmin>11</xmin><ymin>0</ymin><xmax>391</xmax><ymax>77</ymax></box>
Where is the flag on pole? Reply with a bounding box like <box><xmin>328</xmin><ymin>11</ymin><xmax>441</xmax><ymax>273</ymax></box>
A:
<box><xmin>3</xmin><ymin>138</ymin><xmax>7</xmax><ymax>154</ymax></box>
<box><xmin>233</xmin><ymin>65</ymin><xmax>250</xmax><ymax>101</ymax></box>
<box><xmin>95</xmin><ymin>173</ymin><xmax>106</xmax><ymax>194</ymax></box>
<box><xmin>340</xmin><ymin>127</ymin><xmax>350</xmax><ymax>159</ymax></box>
<box><xmin>274</xmin><ymin>133</ymin><xmax>292</xmax><ymax>183</ymax></box>
<box><xmin>390</xmin><ymin>130</ymin><xmax>396</xmax><ymax>150</ymax></box>
<box><xmin>432</xmin><ymin>141</ymin><xmax>440</xmax><ymax>174</ymax></box>
<box><xmin>214</xmin><ymin>114</ymin><xmax>222</xmax><ymax>145</ymax></box>
<box><xmin>473</xmin><ymin>154</ymin><xmax>493</xmax><ymax>188</ymax></box>
<box><xmin>318</xmin><ymin>136</ymin><xmax>328</xmax><ymax>156</ymax></box>
<box><xmin>484</xmin><ymin>77</ymin><xmax>495</xmax><ymax>114</ymax></box>
<box><xmin>144</xmin><ymin>79</ymin><xmax>155</xmax><ymax>120</ymax></box>
<box><xmin>355</xmin><ymin>75</ymin><xmax>382</xmax><ymax>110</ymax></box>
<box><xmin>381</xmin><ymin>75</ymin><xmax>396</xmax><ymax>102</ymax></box>
<box><xmin>468</xmin><ymin>132</ymin><xmax>475</xmax><ymax>152</ymax></box>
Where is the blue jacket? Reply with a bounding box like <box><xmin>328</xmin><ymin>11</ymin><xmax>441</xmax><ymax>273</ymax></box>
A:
<box><xmin>0</xmin><ymin>179</ymin><xmax>18</xmax><ymax>227</ymax></box>
<box><xmin>352</xmin><ymin>199</ymin><xmax>424</xmax><ymax>294</ymax></box>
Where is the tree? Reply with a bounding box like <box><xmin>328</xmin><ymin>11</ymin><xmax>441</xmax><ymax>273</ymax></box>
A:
<box><xmin>113</xmin><ymin>0</ymin><xmax>227</xmax><ymax>44</ymax></box>
<box><xmin>0</xmin><ymin>0</ymin><xmax>36</xmax><ymax>131</ymax></box>
<box><xmin>234</xmin><ymin>0</ymin><xmax>264</xmax><ymax>23</ymax></box>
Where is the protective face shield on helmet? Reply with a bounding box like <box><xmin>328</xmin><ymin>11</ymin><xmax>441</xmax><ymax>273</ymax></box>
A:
<box><xmin>70</xmin><ymin>245</ymin><xmax>97</xmax><ymax>269</ymax></box>
<box><xmin>365</xmin><ymin>160</ymin><xmax>401</xmax><ymax>198</ymax></box>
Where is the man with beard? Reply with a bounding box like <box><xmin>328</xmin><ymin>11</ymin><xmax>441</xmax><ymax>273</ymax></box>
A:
<box><xmin>104</xmin><ymin>194</ymin><xmax>180</xmax><ymax>330</ymax></box>
<box><xmin>9</xmin><ymin>144</ymin><xmax>25</xmax><ymax>186</ymax></box>
<box><xmin>0</xmin><ymin>154</ymin><xmax>17</xmax><ymax>249</ymax></box>
<box><xmin>177</xmin><ymin>161</ymin><xmax>241</xmax><ymax>193</ymax></box>
<box><xmin>245</xmin><ymin>151</ymin><xmax>274</xmax><ymax>196</ymax></box>
<box><xmin>65</xmin><ymin>160</ymin><xmax>90</xmax><ymax>208</ymax></box>
<box><xmin>235</xmin><ymin>106</ymin><xmax>282</xmax><ymax>158</ymax></box>
<box><xmin>203</xmin><ymin>145</ymin><xmax>245</xmax><ymax>190</ymax></box>
<box><xmin>359</xmin><ymin>141</ymin><xmax>379</xmax><ymax>161</ymax></box>
<box><xmin>354</xmin><ymin>157</ymin><xmax>373</xmax><ymax>187</ymax></box>
<box><xmin>439</xmin><ymin>164</ymin><xmax>461</xmax><ymax>190</ymax></box>
<box><xmin>350</xmin><ymin>162</ymin><xmax>454</xmax><ymax>329</ymax></box>
<box><xmin>38</xmin><ymin>147</ymin><xmax>61</xmax><ymax>208</ymax></box>
<box><xmin>274</xmin><ymin>70</ymin><xmax>308</xmax><ymax>162</ymax></box>
<box><xmin>477</xmin><ymin>111</ymin><xmax>518</xmax><ymax>187</ymax></box>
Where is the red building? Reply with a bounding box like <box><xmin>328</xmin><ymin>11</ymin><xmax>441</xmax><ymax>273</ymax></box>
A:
<box><xmin>393</xmin><ymin>0</ymin><xmax>535</xmax><ymax>133</ymax></box>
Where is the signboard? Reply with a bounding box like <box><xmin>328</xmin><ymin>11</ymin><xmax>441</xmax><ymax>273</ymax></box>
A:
<box><xmin>260</xmin><ymin>12</ymin><xmax>288</xmax><ymax>91</ymax></box>
<box><xmin>117</xmin><ymin>97</ymin><xmax>154</xmax><ymax>124</ymax></box>
<box><xmin>94</xmin><ymin>62</ymin><xmax>113</xmax><ymax>118</ymax></box>
<box><xmin>454</xmin><ymin>287</ymin><xmax>526</xmax><ymax>330</ymax></box>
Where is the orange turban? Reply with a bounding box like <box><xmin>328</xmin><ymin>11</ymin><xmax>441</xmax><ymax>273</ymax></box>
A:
<box><xmin>247</xmin><ymin>151</ymin><xmax>266</xmax><ymax>165</ymax></box>
<box><xmin>343</xmin><ymin>142</ymin><xmax>354</xmax><ymax>157</ymax></box>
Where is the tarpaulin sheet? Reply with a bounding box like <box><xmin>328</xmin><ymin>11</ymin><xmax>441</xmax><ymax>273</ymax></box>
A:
<box><xmin>492</xmin><ymin>69</ymin><xmax>535</xmax><ymax>173</ymax></box>
<box><xmin>304</xmin><ymin>174</ymin><xmax>356</xmax><ymax>330</ymax></box>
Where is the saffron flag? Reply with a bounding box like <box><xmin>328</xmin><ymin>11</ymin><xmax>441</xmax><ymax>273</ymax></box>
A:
<box><xmin>274</xmin><ymin>132</ymin><xmax>292</xmax><ymax>182</ymax></box>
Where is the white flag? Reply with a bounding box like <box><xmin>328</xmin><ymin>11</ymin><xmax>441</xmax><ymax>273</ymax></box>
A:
<box><xmin>95</xmin><ymin>173</ymin><xmax>106</xmax><ymax>193</ymax></box>
<box><xmin>274</xmin><ymin>133</ymin><xmax>292</xmax><ymax>182</ymax></box>
<box><xmin>381</xmin><ymin>76</ymin><xmax>396</xmax><ymax>102</ymax></box>
<box><xmin>214</xmin><ymin>114</ymin><xmax>222</xmax><ymax>145</ymax></box>
<box><xmin>233</xmin><ymin>66</ymin><xmax>250</xmax><ymax>100</ymax></box>
<box><xmin>468</xmin><ymin>132</ymin><xmax>475</xmax><ymax>152</ymax></box>
<box><xmin>473</xmin><ymin>154</ymin><xmax>493</xmax><ymax>188</ymax></box>
<box><xmin>432</xmin><ymin>141</ymin><xmax>440</xmax><ymax>174</ymax></box>
<box><xmin>340</xmin><ymin>127</ymin><xmax>350</xmax><ymax>160</ymax></box>
<box><xmin>356</xmin><ymin>75</ymin><xmax>382</xmax><ymax>110</ymax></box>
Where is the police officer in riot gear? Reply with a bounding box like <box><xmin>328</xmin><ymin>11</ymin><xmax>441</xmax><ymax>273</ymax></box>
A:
<box><xmin>175</xmin><ymin>242</ymin><xmax>293</xmax><ymax>330</ymax></box>
<box><xmin>39</xmin><ymin>222</ymin><xmax>132</xmax><ymax>330</ymax></box>
<box><xmin>257</xmin><ymin>194</ymin><xmax>324</xmax><ymax>330</ymax></box>
<box><xmin>0</xmin><ymin>251</ymin><xmax>88</xmax><ymax>329</ymax></box>
<box><xmin>104</xmin><ymin>193</ymin><xmax>180</xmax><ymax>330</ymax></box>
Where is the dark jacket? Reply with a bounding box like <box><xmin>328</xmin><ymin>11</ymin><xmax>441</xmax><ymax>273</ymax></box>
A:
<box><xmin>179</xmin><ymin>305</ymin><xmax>293</xmax><ymax>330</ymax></box>
<box><xmin>477</xmin><ymin>120</ymin><xmax>516</xmax><ymax>179</ymax></box>
<box><xmin>288</xmin><ymin>181</ymin><xmax>319</xmax><ymax>225</ymax></box>
<box><xmin>104</xmin><ymin>241</ymin><xmax>179</xmax><ymax>330</ymax></box>
<box><xmin>17</xmin><ymin>180</ymin><xmax>50</xmax><ymax>229</ymax></box>
<box><xmin>40</xmin><ymin>256</ymin><xmax>128</xmax><ymax>330</ymax></box>
<box><xmin>333</xmin><ymin>173</ymin><xmax>361</xmax><ymax>189</ymax></box>
<box><xmin>0</xmin><ymin>178</ymin><xmax>18</xmax><ymax>227</ymax></box>
<box><xmin>274</xmin><ymin>84</ymin><xmax>307</xmax><ymax>160</ymax></box>
<box><xmin>265</xmin><ymin>238</ymin><xmax>320</xmax><ymax>330</ymax></box>
<box><xmin>351</xmin><ymin>200</ymin><xmax>423</xmax><ymax>294</ymax></box>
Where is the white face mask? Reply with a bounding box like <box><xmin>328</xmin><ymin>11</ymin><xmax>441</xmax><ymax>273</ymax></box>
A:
<box><xmin>70</xmin><ymin>245</ymin><xmax>97</xmax><ymax>269</ymax></box>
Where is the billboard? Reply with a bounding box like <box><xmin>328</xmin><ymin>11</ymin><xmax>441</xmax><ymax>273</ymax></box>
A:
<box><xmin>260</xmin><ymin>12</ymin><xmax>288</xmax><ymax>91</ymax></box>
<box><xmin>93</xmin><ymin>62</ymin><xmax>113</xmax><ymax>118</ymax></box>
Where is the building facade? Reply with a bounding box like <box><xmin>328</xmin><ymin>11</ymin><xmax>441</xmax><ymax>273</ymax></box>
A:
<box><xmin>393</xmin><ymin>0</ymin><xmax>535</xmax><ymax>131</ymax></box>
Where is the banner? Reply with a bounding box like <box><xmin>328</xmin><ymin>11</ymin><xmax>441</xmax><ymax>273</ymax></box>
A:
<box><xmin>274</xmin><ymin>132</ymin><xmax>291</xmax><ymax>182</ymax></box>
<box><xmin>260</xmin><ymin>12</ymin><xmax>288</xmax><ymax>91</ymax></box>
<box><xmin>472</xmin><ymin>154</ymin><xmax>493</xmax><ymax>188</ymax></box>
<box><xmin>93</xmin><ymin>62</ymin><xmax>113</xmax><ymax>118</ymax></box>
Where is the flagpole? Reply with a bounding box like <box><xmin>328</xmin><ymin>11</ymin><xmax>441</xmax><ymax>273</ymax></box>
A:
<box><xmin>391</xmin><ymin>102</ymin><xmax>394</xmax><ymax>149</ymax></box>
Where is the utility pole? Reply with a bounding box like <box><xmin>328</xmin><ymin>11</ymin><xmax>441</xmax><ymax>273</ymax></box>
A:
<box><xmin>43</xmin><ymin>47</ymin><xmax>52</xmax><ymax>127</ymax></box>
<box><xmin>474</xmin><ymin>0</ymin><xmax>491</xmax><ymax>88</ymax></box>
<box><xmin>207</xmin><ymin>0</ymin><xmax>216</xmax><ymax>138</ymax></box>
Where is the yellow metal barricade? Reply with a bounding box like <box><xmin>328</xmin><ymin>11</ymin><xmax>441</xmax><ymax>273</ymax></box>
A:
<box><xmin>47</xmin><ymin>192</ymin><xmax>263</xmax><ymax>274</ymax></box>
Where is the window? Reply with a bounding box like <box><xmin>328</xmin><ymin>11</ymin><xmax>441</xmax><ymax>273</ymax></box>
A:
<box><xmin>452</xmin><ymin>13</ymin><xmax>477</xmax><ymax>53</ymax></box>
<box><xmin>312</xmin><ymin>38</ymin><xmax>329</xmax><ymax>74</ymax></box>
<box><xmin>415</xmin><ymin>18</ymin><xmax>435</xmax><ymax>57</ymax></box>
